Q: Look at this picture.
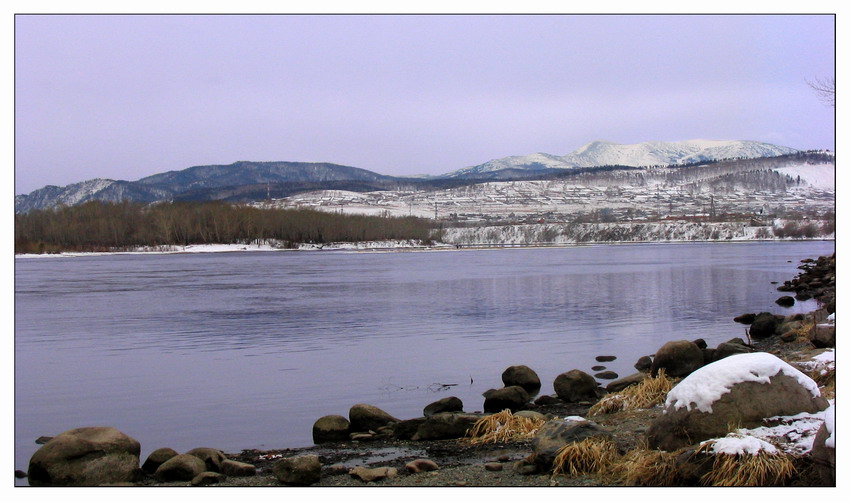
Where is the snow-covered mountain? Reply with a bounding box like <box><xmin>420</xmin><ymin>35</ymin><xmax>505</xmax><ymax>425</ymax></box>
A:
<box><xmin>446</xmin><ymin>139</ymin><xmax>798</xmax><ymax>178</ymax></box>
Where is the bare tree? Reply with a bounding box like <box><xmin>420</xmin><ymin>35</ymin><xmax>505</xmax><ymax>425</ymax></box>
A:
<box><xmin>807</xmin><ymin>76</ymin><xmax>835</xmax><ymax>107</ymax></box>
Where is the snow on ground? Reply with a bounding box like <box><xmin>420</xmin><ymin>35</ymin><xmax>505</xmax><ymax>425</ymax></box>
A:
<box><xmin>775</xmin><ymin>164</ymin><xmax>835</xmax><ymax>189</ymax></box>
<box><xmin>707</xmin><ymin>435</ymin><xmax>779</xmax><ymax>455</ymax></box>
<box><xmin>665</xmin><ymin>352</ymin><xmax>820</xmax><ymax>414</ymax></box>
<box><xmin>14</xmin><ymin>240</ymin><xmax>449</xmax><ymax>258</ymax></box>
<box><xmin>794</xmin><ymin>349</ymin><xmax>835</xmax><ymax>376</ymax></box>
<box><xmin>703</xmin><ymin>407</ymin><xmax>830</xmax><ymax>456</ymax></box>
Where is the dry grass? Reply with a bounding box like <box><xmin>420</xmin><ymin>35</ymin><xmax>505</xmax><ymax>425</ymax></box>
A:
<box><xmin>464</xmin><ymin>409</ymin><xmax>545</xmax><ymax>444</ymax></box>
<box><xmin>696</xmin><ymin>441</ymin><xmax>797</xmax><ymax>486</ymax></box>
<box><xmin>551</xmin><ymin>437</ymin><xmax>619</xmax><ymax>477</ymax></box>
<box><xmin>588</xmin><ymin>370</ymin><xmax>676</xmax><ymax>416</ymax></box>
<box><xmin>609</xmin><ymin>448</ymin><xmax>680</xmax><ymax>486</ymax></box>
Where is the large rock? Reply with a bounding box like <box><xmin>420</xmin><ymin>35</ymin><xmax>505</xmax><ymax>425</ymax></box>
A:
<box><xmin>142</xmin><ymin>447</ymin><xmax>178</xmax><ymax>475</ymax></box>
<box><xmin>553</xmin><ymin>369</ymin><xmax>600</xmax><ymax>402</ymax></box>
<box><xmin>186</xmin><ymin>447</ymin><xmax>226</xmax><ymax>472</ymax></box>
<box><xmin>220</xmin><ymin>459</ymin><xmax>256</xmax><ymax>477</ymax></box>
<box><xmin>501</xmin><ymin>365</ymin><xmax>542</xmax><ymax>395</ymax></box>
<box><xmin>650</xmin><ymin>340</ymin><xmax>704</xmax><ymax>377</ymax></box>
<box><xmin>810</xmin><ymin>406</ymin><xmax>835</xmax><ymax>486</ymax></box>
<box><xmin>811</xmin><ymin>323</ymin><xmax>835</xmax><ymax>348</ymax></box>
<box><xmin>349</xmin><ymin>404</ymin><xmax>400</xmax><ymax>432</ymax></box>
<box><xmin>483</xmin><ymin>386</ymin><xmax>530</xmax><ymax>412</ymax></box>
<box><xmin>634</xmin><ymin>355</ymin><xmax>653</xmax><ymax>373</ymax></box>
<box><xmin>154</xmin><ymin>454</ymin><xmax>207</xmax><ymax>482</ymax></box>
<box><xmin>423</xmin><ymin>396</ymin><xmax>464</xmax><ymax>417</ymax></box>
<box><xmin>411</xmin><ymin>413</ymin><xmax>481</xmax><ymax>440</ymax></box>
<box><xmin>312</xmin><ymin>415</ymin><xmax>351</xmax><ymax>443</ymax></box>
<box><xmin>646</xmin><ymin>353</ymin><xmax>828</xmax><ymax>451</ymax></box>
<box><xmin>749</xmin><ymin>312</ymin><xmax>779</xmax><ymax>339</ymax></box>
<box><xmin>531</xmin><ymin>418</ymin><xmax>610</xmax><ymax>469</ymax></box>
<box><xmin>393</xmin><ymin>417</ymin><xmax>427</xmax><ymax>440</ymax></box>
<box><xmin>712</xmin><ymin>340</ymin><xmax>753</xmax><ymax>362</ymax></box>
<box><xmin>273</xmin><ymin>455</ymin><xmax>321</xmax><ymax>486</ymax></box>
<box><xmin>349</xmin><ymin>466</ymin><xmax>398</xmax><ymax>482</ymax></box>
<box><xmin>605</xmin><ymin>372</ymin><xmax>646</xmax><ymax>393</ymax></box>
<box><xmin>27</xmin><ymin>427</ymin><xmax>142</xmax><ymax>486</ymax></box>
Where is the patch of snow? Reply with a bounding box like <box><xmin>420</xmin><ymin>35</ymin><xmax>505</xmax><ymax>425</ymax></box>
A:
<box><xmin>826</xmin><ymin>312</ymin><xmax>835</xmax><ymax>322</ymax></box>
<box><xmin>824</xmin><ymin>404</ymin><xmax>834</xmax><ymax>448</ymax></box>
<box><xmin>775</xmin><ymin>164</ymin><xmax>835</xmax><ymax>189</ymax></box>
<box><xmin>665</xmin><ymin>352</ymin><xmax>820</xmax><ymax>414</ymax></box>
<box><xmin>707</xmin><ymin>435</ymin><xmax>778</xmax><ymax>456</ymax></box>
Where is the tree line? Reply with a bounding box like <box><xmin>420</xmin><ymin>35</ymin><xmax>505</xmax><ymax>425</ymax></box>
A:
<box><xmin>15</xmin><ymin>201</ymin><xmax>435</xmax><ymax>254</ymax></box>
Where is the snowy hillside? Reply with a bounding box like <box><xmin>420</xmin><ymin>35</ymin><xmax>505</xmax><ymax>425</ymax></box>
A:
<box><xmin>447</xmin><ymin>139</ymin><xmax>797</xmax><ymax>177</ymax></box>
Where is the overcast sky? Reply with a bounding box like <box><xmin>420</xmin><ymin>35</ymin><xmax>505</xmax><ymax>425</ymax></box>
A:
<box><xmin>14</xmin><ymin>14</ymin><xmax>835</xmax><ymax>194</ymax></box>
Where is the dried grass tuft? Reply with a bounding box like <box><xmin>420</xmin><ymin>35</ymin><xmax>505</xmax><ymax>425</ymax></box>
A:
<box><xmin>588</xmin><ymin>369</ymin><xmax>675</xmax><ymax>416</ymax></box>
<box><xmin>609</xmin><ymin>448</ymin><xmax>680</xmax><ymax>486</ymax></box>
<box><xmin>551</xmin><ymin>437</ymin><xmax>619</xmax><ymax>477</ymax></box>
<box><xmin>465</xmin><ymin>409</ymin><xmax>545</xmax><ymax>444</ymax></box>
<box><xmin>697</xmin><ymin>441</ymin><xmax>797</xmax><ymax>486</ymax></box>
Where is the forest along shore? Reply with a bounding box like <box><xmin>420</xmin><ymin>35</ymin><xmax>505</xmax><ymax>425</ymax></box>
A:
<box><xmin>22</xmin><ymin>254</ymin><xmax>836</xmax><ymax>487</ymax></box>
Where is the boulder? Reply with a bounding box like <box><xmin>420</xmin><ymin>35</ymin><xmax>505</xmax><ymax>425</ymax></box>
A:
<box><xmin>186</xmin><ymin>447</ymin><xmax>226</xmax><ymax>472</ymax></box>
<box><xmin>650</xmin><ymin>340</ymin><xmax>704</xmax><ymax>377</ymax></box>
<box><xmin>142</xmin><ymin>447</ymin><xmax>178</xmax><ymax>475</ymax></box>
<box><xmin>749</xmin><ymin>312</ymin><xmax>778</xmax><ymax>339</ymax></box>
<box><xmin>220</xmin><ymin>459</ymin><xmax>256</xmax><ymax>477</ymax></box>
<box><xmin>404</xmin><ymin>459</ymin><xmax>439</xmax><ymax>473</ymax></box>
<box><xmin>273</xmin><ymin>455</ymin><xmax>321</xmax><ymax>486</ymax></box>
<box><xmin>605</xmin><ymin>372</ymin><xmax>646</xmax><ymax>393</ymax></box>
<box><xmin>534</xmin><ymin>395</ymin><xmax>561</xmax><ymax>406</ymax></box>
<box><xmin>692</xmin><ymin>338</ymin><xmax>707</xmax><ymax>350</ymax></box>
<box><xmin>646</xmin><ymin>353</ymin><xmax>828</xmax><ymax>451</ymax></box>
<box><xmin>393</xmin><ymin>417</ymin><xmax>427</xmax><ymax>440</ymax></box>
<box><xmin>423</xmin><ymin>396</ymin><xmax>464</xmax><ymax>417</ymax></box>
<box><xmin>411</xmin><ymin>413</ymin><xmax>481</xmax><ymax>440</ymax></box>
<box><xmin>712</xmin><ymin>341</ymin><xmax>753</xmax><ymax>361</ymax></box>
<box><xmin>810</xmin><ymin>407</ymin><xmax>835</xmax><ymax>486</ymax></box>
<box><xmin>190</xmin><ymin>471</ymin><xmax>226</xmax><ymax>486</ymax></box>
<box><xmin>154</xmin><ymin>454</ymin><xmax>207</xmax><ymax>482</ymax></box>
<box><xmin>775</xmin><ymin>296</ymin><xmax>795</xmax><ymax>307</ymax></box>
<box><xmin>27</xmin><ymin>427</ymin><xmax>142</xmax><ymax>487</ymax></box>
<box><xmin>531</xmin><ymin>418</ymin><xmax>610</xmax><ymax>469</ymax></box>
<box><xmin>594</xmin><ymin>370</ymin><xmax>618</xmax><ymax>380</ymax></box>
<box><xmin>312</xmin><ymin>415</ymin><xmax>351</xmax><ymax>443</ymax></box>
<box><xmin>733</xmin><ymin>313</ymin><xmax>756</xmax><ymax>324</ymax></box>
<box><xmin>514</xmin><ymin>410</ymin><xmax>546</xmax><ymax>421</ymax></box>
<box><xmin>596</xmin><ymin>355</ymin><xmax>617</xmax><ymax>362</ymax></box>
<box><xmin>483</xmin><ymin>385</ymin><xmax>530</xmax><ymax>412</ymax></box>
<box><xmin>349</xmin><ymin>404</ymin><xmax>399</xmax><ymax>432</ymax></box>
<box><xmin>634</xmin><ymin>355</ymin><xmax>653</xmax><ymax>373</ymax></box>
<box><xmin>811</xmin><ymin>324</ymin><xmax>835</xmax><ymax>348</ymax></box>
<box><xmin>501</xmin><ymin>365</ymin><xmax>542</xmax><ymax>395</ymax></box>
<box><xmin>591</xmin><ymin>365</ymin><xmax>606</xmax><ymax>371</ymax></box>
<box><xmin>553</xmin><ymin>370</ymin><xmax>600</xmax><ymax>402</ymax></box>
<box><xmin>349</xmin><ymin>466</ymin><xmax>397</xmax><ymax>482</ymax></box>
<box><xmin>777</xmin><ymin>320</ymin><xmax>803</xmax><ymax>335</ymax></box>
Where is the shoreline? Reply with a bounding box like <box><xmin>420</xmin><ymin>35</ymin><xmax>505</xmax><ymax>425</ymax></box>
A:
<box><xmin>14</xmin><ymin>236</ymin><xmax>836</xmax><ymax>259</ymax></box>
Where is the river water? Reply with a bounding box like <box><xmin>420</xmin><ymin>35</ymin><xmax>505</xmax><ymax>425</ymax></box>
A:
<box><xmin>14</xmin><ymin>241</ymin><xmax>834</xmax><ymax>476</ymax></box>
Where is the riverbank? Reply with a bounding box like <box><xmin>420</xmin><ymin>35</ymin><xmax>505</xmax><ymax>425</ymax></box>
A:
<box><xmin>136</xmin><ymin>255</ymin><xmax>839</xmax><ymax>486</ymax></box>
<box><xmin>13</xmin><ymin>236</ymin><xmax>835</xmax><ymax>258</ymax></box>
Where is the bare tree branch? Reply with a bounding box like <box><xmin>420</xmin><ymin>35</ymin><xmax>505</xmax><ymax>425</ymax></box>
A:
<box><xmin>807</xmin><ymin>76</ymin><xmax>835</xmax><ymax>107</ymax></box>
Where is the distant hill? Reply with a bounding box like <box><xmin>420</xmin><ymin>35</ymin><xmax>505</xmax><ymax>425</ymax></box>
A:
<box><xmin>15</xmin><ymin>161</ymin><xmax>398</xmax><ymax>213</ymax></box>
<box><xmin>445</xmin><ymin>139</ymin><xmax>798</xmax><ymax>178</ymax></box>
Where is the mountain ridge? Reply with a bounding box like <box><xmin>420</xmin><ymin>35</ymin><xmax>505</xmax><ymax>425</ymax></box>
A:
<box><xmin>15</xmin><ymin>139</ymin><xmax>808</xmax><ymax>213</ymax></box>
<box><xmin>445</xmin><ymin>139</ymin><xmax>798</xmax><ymax>178</ymax></box>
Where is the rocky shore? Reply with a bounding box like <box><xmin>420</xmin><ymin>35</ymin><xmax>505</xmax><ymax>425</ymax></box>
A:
<box><xmin>21</xmin><ymin>254</ymin><xmax>836</xmax><ymax>488</ymax></box>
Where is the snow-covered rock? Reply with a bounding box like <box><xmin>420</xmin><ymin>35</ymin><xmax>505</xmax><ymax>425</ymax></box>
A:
<box><xmin>646</xmin><ymin>353</ymin><xmax>828</xmax><ymax>451</ymax></box>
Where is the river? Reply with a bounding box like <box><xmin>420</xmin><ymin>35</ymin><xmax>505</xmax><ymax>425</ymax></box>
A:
<box><xmin>14</xmin><ymin>241</ymin><xmax>834</xmax><ymax>477</ymax></box>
